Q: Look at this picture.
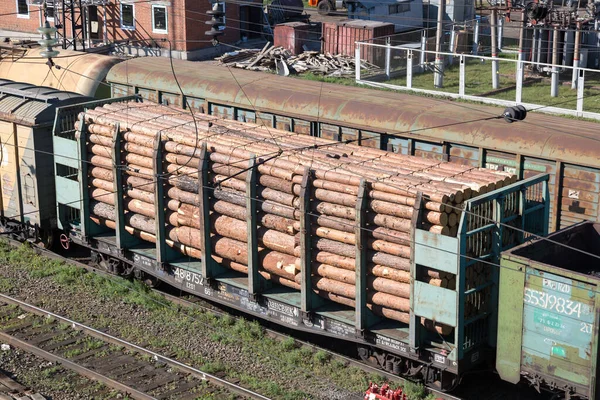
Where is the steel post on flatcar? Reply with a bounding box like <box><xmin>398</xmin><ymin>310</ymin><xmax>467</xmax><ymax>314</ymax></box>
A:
<box><xmin>355</xmin><ymin>179</ymin><xmax>380</xmax><ymax>335</ymax></box>
<box><xmin>153</xmin><ymin>132</ymin><xmax>180</xmax><ymax>267</ymax></box>
<box><xmin>247</xmin><ymin>155</ymin><xmax>271</xmax><ymax>299</ymax></box>
<box><xmin>300</xmin><ymin>167</ymin><xmax>323</xmax><ymax>316</ymax></box>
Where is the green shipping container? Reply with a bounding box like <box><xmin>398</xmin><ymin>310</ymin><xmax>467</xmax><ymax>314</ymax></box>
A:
<box><xmin>497</xmin><ymin>221</ymin><xmax>600</xmax><ymax>399</ymax></box>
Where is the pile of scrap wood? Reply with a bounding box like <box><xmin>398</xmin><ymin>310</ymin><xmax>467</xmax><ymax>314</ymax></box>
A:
<box><xmin>78</xmin><ymin>101</ymin><xmax>514</xmax><ymax>334</ymax></box>
<box><xmin>215</xmin><ymin>43</ymin><xmax>379</xmax><ymax>76</ymax></box>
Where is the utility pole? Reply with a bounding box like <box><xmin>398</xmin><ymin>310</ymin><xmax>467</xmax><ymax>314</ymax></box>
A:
<box><xmin>434</xmin><ymin>0</ymin><xmax>446</xmax><ymax>88</ymax></box>
<box><xmin>490</xmin><ymin>8</ymin><xmax>499</xmax><ymax>89</ymax></box>
<box><xmin>516</xmin><ymin>10</ymin><xmax>526</xmax><ymax>103</ymax></box>
<box><xmin>551</xmin><ymin>26</ymin><xmax>559</xmax><ymax>97</ymax></box>
<box><xmin>571</xmin><ymin>21</ymin><xmax>581</xmax><ymax>89</ymax></box>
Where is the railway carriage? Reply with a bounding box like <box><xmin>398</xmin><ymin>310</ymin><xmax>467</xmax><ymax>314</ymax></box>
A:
<box><xmin>498</xmin><ymin>221</ymin><xmax>600</xmax><ymax>399</ymax></box>
<box><xmin>0</xmin><ymin>79</ymin><xmax>90</xmax><ymax>246</ymax></box>
<box><xmin>49</xmin><ymin>97</ymin><xmax>550</xmax><ymax>392</ymax></box>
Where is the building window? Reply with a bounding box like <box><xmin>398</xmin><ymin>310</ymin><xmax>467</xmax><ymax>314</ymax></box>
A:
<box><xmin>389</xmin><ymin>2</ymin><xmax>411</xmax><ymax>14</ymax></box>
<box><xmin>121</xmin><ymin>3</ymin><xmax>135</xmax><ymax>30</ymax></box>
<box><xmin>152</xmin><ymin>5</ymin><xmax>168</xmax><ymax>34</ymax></box>
<box><xmin>16</xmin><ymin>0</ymin><xmax>29</xmax><ymax>18</ymax></box>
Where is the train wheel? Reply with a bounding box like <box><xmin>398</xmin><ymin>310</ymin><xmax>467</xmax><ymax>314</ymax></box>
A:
<box><xmin>142</xmin><ymin>275</ymin><xmax>161</xmax><ymax>289</ymax></box>
<box><xmin>317</xmin><ymin>1</ymin><xmax>332</xmax><ymax>15</ymax></box>
<box><xmin>133</xmin><ymin>269</ymin><xmax>161</xmax><ymax>289</ymax></box>
<box><xmin>35</xmin><ymin>230</ymin><xmax>55</xmax><ymax>250</ymax></box>
<box><xmin>59</xmin><ymin>234</ymin><xmax>71</xmax><ymax>250</ymax></box>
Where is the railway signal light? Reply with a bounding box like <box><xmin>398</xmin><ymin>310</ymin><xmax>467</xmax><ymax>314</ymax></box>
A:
<box><xmin>205</xmin><ymin>2</ymin><xmax>225</xmax><ymax>44</ymax></box>
<box><xmin>503</xmin><ymin>105</ymin><xmax>527</xmax><ymax>123</ymax></box>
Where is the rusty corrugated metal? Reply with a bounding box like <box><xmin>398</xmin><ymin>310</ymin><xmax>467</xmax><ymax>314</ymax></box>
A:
<box><xmin>0</xmin><ymin>48</ymin><xmax>122</xmax><ymax>98</ymax></box>
<box><xmin>106</xmin><ymin>57</ymin><xmax>600</xmax><ymax>169</ymax></box>
<box><xmin>0</xmin><ymin>80</ymin><xmax>90</xmax><ymax>126</ymax></box>
<box><xmin>274</xmin><ymin>22</ymin><xmax>310</xmax><ymax>55</ymax></box>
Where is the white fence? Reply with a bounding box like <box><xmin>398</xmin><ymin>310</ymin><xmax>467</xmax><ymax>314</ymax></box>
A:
<box><xmin>354</xmin><ymin>41</ymin><xmax>600</xmax><ymax>121</ymax></box>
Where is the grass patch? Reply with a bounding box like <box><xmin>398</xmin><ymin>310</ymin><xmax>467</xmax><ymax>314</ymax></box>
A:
<box><xmin>298</xmin><ymin>54</ymin><xmax>600</xmax><ymax>115</ymax></box>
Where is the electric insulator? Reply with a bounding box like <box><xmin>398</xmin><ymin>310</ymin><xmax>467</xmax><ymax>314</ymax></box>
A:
<box><xmin>38</xmin><ymin>21</ymin><xmax>59</xmax><ymax>59</ymax></box>
<box><xmin>205</xmin><ymin>3</ymin><xmax>225</xmax><ymax>39</ymax></box>
<box><xmin>503</xmin><ymin>105</ymin><xmax>527</xmax><ymax>123</ymax></box>
<box><xmin>526</xmin><ymin>2</ymin><xmax>549</xmax><ymax>21</ymax></box>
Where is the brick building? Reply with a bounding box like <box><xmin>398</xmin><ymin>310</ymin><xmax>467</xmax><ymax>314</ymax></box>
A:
<box><xmin>0</xmin><ymin>0</ymin><xmax>263</xmax><ymax>60</ymax></box>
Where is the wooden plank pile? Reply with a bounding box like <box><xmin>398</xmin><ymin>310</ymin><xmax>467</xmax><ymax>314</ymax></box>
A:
<box><xmin>215</xmin><ymin>43</ymin><xmax>379</xmax><ymax>77</ymax></box>
<box><xmin>77</xmin><ymin>101</ymin><xmax>514</xmax><ymax>334</ymax></box>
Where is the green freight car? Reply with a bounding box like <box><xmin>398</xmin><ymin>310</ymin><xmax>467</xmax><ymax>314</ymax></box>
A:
<box><xmin>52</xmin><ymin>98</ymin><xmax>551</xmax><ymax>391</ymax></box>
<box><xmin>497</xmin><ymin>221</ymin><xmax>600</xmax><ymax>399</ymax></box>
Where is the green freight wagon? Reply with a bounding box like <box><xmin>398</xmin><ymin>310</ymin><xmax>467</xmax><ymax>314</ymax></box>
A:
<box><xmin>497</xmin><ymin>221</ymin><xmax>600</xmax><ymax>399</ymax></box>
<box><xmin>53</xmin><ymin>98</ymin><xmax>551</xmax><ymax>391</ymax></box>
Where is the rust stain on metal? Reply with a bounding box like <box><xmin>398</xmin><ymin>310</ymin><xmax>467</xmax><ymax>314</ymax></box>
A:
<box><xmin>107</xmin><ymin>58</ymin><xmax>600</xmax><ymax>168</ymax></box>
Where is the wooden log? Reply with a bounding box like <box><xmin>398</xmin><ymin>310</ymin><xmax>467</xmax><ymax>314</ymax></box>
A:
<box><xmin>168</xmin><ymin>187</ymin><xmax>199</xmax><ymax>206</ymax></box>
<box><xmin>89</xmin><ymin>201</ymin><xmax>155</xmax><ymax>233</ymax></box>
<box><xmin>314</xmin><ymin>290</ymin><xmax>356</xmax><ymax>308</ymax></box>
<box><xmin>212</xmin><ymin>215</ymin><xmax>297</xmax><ymax>255</ymax></box>
<box><xmin>90</xmin><ymin>215</ymin><xmax>157</xmax><ymax>244</ymax></box>
<box><xmin>369</xmin><ymin>291</ymin><xmax>410</xmax><ymax>312</ymax></box>
<box><xmin>369</xmin><ymin>305</ymin><xmax>409</xmax><ymax>324</ymax></box>
<box><xmin>211</xmin><ymin>200</ymin><xmax>297</xmax><ymax>235</ymax></box>
<box><xmin>368</xmin><ymin>277</ymin><xmax>410</xmax><ymax>298</ymax></box>
<box><xmin>314</xmin><ymin>251</ymin><xmax>355</xmax><ymax>271</ymax></box>
<box><xmin>211</xmin><ymin>255</ymin><xmax>301</xmax><ymax>290</ymax></box>
<box><xmin>314</xmin><ymin>188</ymin><xmax>356</xmax><ymax>207</ymax></box>
<box><xmin>89</xmin><ymin>166</ymin><xmax>113</xmax><ymax>181</ymax></box>
<box><xmin>313</xmin><ymin>263</ymin><xmax>355</xmax><ymax>285</ymax></box>
<box><xmin>371</xmin><ymin>227</ymin><xmax>410</xmax><ymax>246</ymax></box>
<box><xmin>369</xmin><ymin>190</ymin><xmax>445</xmax><ymax>213</ymax></box>
<box><xmin>369</xmin><ymin>265</ymin><xmax>410</xmax><ymax>283</ymax></box>
<box><xmin>370</xmin><ymin>200</ymin><xmax>448</xmax><ymax>226</ymax></box>
<box><xmin>314</xmin><ymin>201</ymin><xmax>355</xmax><ymax>220</ymax></box>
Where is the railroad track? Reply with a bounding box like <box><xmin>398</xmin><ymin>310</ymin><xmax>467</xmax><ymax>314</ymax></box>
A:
<box><xmin>0</xmin><ymin>291</ymin><xmax>269</xmax><ymax>400</ymax></box>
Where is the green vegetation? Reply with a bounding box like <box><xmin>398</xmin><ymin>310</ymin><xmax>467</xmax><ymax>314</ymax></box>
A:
<box><xmin>0</xmin><ymin>242</ymin><xmax>435</xmax><ymax>399</ymax></box>
<box><xmin>299</xmin><ymin>52</ymin><xmax>600</xmax><ymax>114</ymax></box>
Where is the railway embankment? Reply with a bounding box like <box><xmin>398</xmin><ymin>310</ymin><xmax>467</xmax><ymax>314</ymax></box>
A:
<box><xmin>0</xmin><ymin>242</ymin><xmax>436</xmax><ymax>400</ymax></box>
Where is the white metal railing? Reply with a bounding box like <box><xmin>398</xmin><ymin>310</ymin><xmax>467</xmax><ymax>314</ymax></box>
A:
<box><xmin>355</xmin><ymin>41</ymin><xmax>600</xmax><ymax>121</ymax></box>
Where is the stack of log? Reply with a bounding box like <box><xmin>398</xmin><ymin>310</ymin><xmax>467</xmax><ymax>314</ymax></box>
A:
<box><xmin>77</xmin><ymin>101</ymin><xmax>514</xmax><ymax>334</ymax></box>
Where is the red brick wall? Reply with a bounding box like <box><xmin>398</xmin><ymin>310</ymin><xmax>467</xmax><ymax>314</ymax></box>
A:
<box><xmin>0</xmin><ymin>0</ymin><xmax>263</xmax><ymax>54</ymax></box>
<box><xmin>0</xmin><ymin>2</ymin><xmax>44</xmax><ymax>35</ymax></box>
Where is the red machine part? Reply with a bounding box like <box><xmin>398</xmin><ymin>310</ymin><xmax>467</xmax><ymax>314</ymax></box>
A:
<box><xmin>59</xmin><ymin>233</ymin><xmax>70</xmax><ymax>250</ymax></box>
<box><xmin>364</xmin><ymin>383</ymin><xmax>408</xmax><ymax>400</ymax></box>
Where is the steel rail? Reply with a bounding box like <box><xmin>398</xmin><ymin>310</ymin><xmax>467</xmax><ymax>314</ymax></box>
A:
<box><xmin>0</xmin><ymin>329</ymin><xmax>154</xmax><ymax>400</ymax></box>
<box><xmin>7</xmin><ymin>238</ymin><xmax>460</xmax><ymax>400</ymax></box>
<box><xmin>0</xmin><ymin>291</ymin><xmax>271</xmax><ymax>400</ymax></box>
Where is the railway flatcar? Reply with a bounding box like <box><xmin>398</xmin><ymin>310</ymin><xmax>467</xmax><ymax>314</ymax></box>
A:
<box><xmin>49</xmin><ymin>96</ymin><xmax>550</xmax><ymax>392</ymax></box>
<box><xmin>0</xmin><ymin>79</ymin><xmax>90</xmax><ymax>246</ymax></box>
<box><xmin>498</xmin><ymin>221</ymin><xmax>600</xmax><ymax>399</ymax></box>
<box><xmin>105</xmin><ymin>57</ymin><xmax>600</xmax><ymax>234</ymax></box>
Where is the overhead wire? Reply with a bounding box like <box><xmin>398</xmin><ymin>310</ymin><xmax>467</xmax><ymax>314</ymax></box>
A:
<box><xmin>3</xmin><ymin>2</ymin><xmax>600</xmax><ymax>270</ymax></box>
<box><xmin>19</xmin><ymin>57</ymin><xmax>600</xmax><ymax>247</ymax></box>
<box><xmin>3</xmin><ymin>90</ymin><xmax>600</xmax><ymax>267</ymax></box>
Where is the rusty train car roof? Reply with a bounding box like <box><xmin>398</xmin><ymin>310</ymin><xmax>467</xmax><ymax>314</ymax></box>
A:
<box><xmin>0</xmin><ymin>48</ymin><xmax>122</xmax><ymax>97</ymax></box>
<box><xmin>107</xmin><ymin>57</ymin><xmax>600</xmax><ymax>169</ymax></box>
<box><xmin>0</xmin><ymin>79</ymin><xmax>91</xmax><ymax>126</ymax></box>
